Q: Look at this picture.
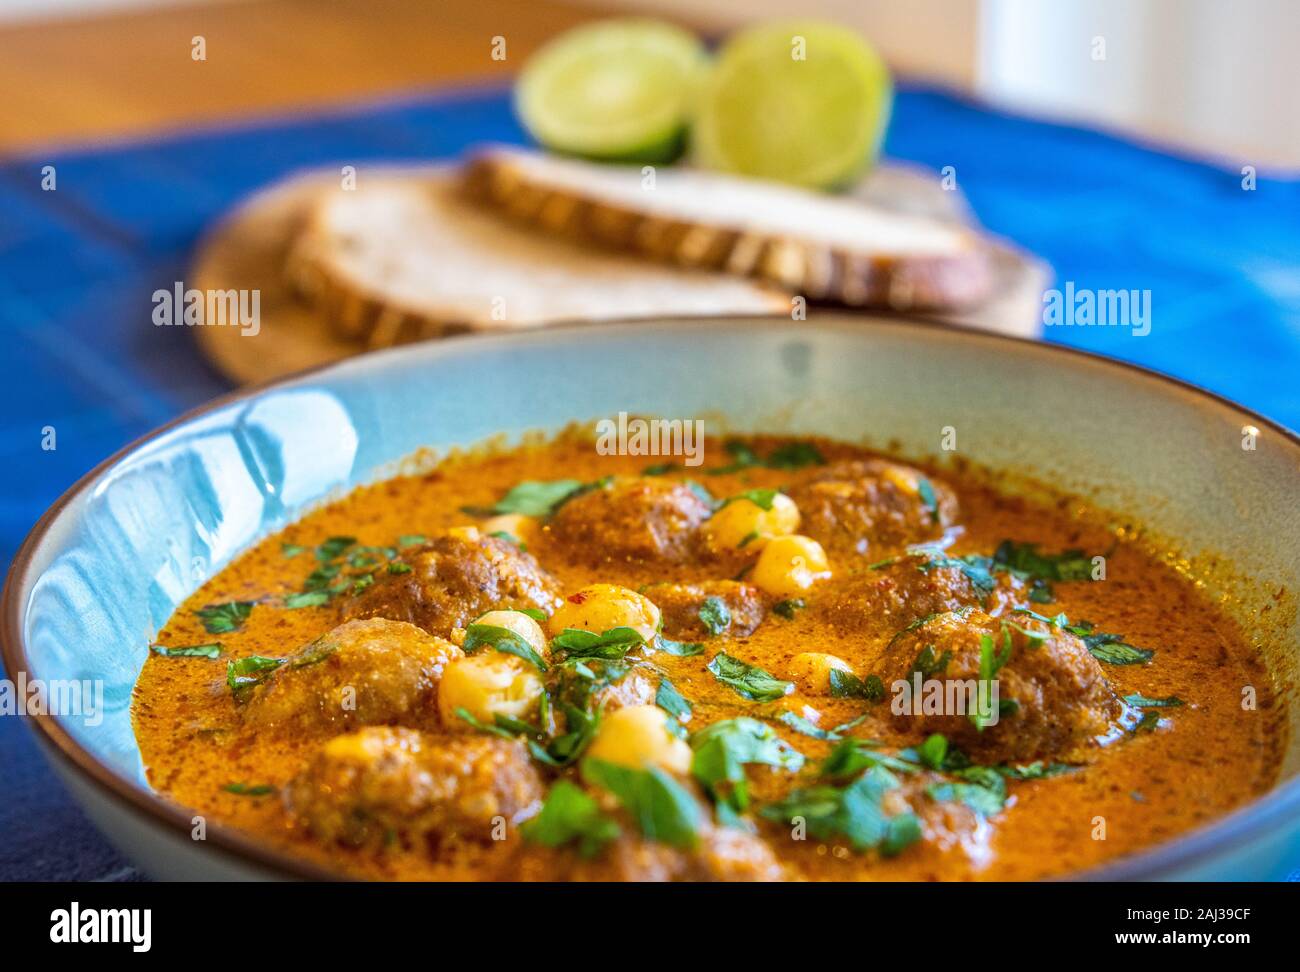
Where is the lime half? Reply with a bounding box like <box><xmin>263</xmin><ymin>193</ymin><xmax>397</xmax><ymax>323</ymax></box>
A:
<box><xmin>516</xmin><ymin>19</ymin><xmax>708</xmax><ymax>164</ymax></box>
<box><xmin>693</xmin><ymin>21</ymin><xmax>893</xmax><ymax>189</ymax></box>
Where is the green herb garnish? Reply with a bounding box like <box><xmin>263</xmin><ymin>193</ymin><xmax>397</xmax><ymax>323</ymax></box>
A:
<box><xmin>706</xmin><ymin>439</ymin><xmax>826</xmax><ymax>475</ymax></box>
<box><xmin>150</xmin><ymin>642</ymin><xmax>221</xmax><ymax>659</ymax></box>
<box><xmin>927</xmin><ymin>766</ymin><xmax>1008</xmax><ymax>817</ymax></box>
<box><xmin>698</xmin><ymin>596</ymin><xmax>731</xmax><ymax>636</ymax></box>
<box><xmin>653</xmin><ymin>634</ymin><xmax>705</xmax><ymax>657</ymax></box>
<box><xmin>284</xmin><ymin>591</ymin><xmax>331</xmax><ymax>610</ymax></box>
<box><xmin>707</xmin><ymin>652</ymin><xmax>793</xmax><ymax>702</ymax></box>
<box><xmin>225</xmin><ymin>655</ymin><xmax>284</xmax><ymax>696</ymax></box>
<box><xmin>916</xmin><ymin>478</ymin><xmax>940</xmax><ymax>524</ymax></box>
<box><xmin>551</xmin><ymin>626</ymin><xmax>646</xmax><ymax>660</ymax></box>
<box><xmin>772</xmin><ymin>598</ymin><xmax>805</xmax><ymax>620</ymax></box>
<box><xmin>778</xmin><ymin>711</ymin><xmax>868</xmax><ymax>741</ymax></box>
<box><xmin>760</xmin><ymin>766</ymin><xmax>921</xmax><ymax>856</ymax></box>
<box><xmin>910</xmin><ymin>644</ymin><xmax>952</xmax><ymax>679</ymax></box>
<box><xmin>821</xmin><ymin>737</ymin><xmax>921</xmax><ymax>778</ymax></box>
<box><xmin>196</xmin><ymin>601</ymin><xmax>255</xmax><ymax>635</ymax></box>
<box><xmin>464</xmin><ymin>623</ymin><xmax>548</xmax><ymax>671</ymax></box>
<box><xmin>720</xmin><ymin>488</ymin><xmax>779</xmax><ymax>511</ymax></box>
<box><xmin>314</xmin><ymin>536</ymin><xmax>357</xmax><ymax>561</ymax></box>
<box><xmin>223</xmin><ymin>782</ymin><xmax>275</xmax><ymax>797</ymax></box>
<box><xmin>656</xmin><ymin>678</ymin><xmax>692</xmax><ymax>722</ymax></box>
<box><xmin>690</xmin><ymin>717</ymin><xmax>804</xmax><ymax>813</ymax></box>
<box><xmin>1124</xmin><ymin>693</ymin><xmax>1184</xmax><ymax>708</ymax></box>
<box><xmin>828</xmin><ymin>668</ymin><xmax>885</xmax><ymax>701</ymax></box>
<box><xmin>581</xmin><ymin>758</ymin><xmax>701</xmax><ymax>849</ymax></box>
<box><xmin>486</xmin><ymin>479</ymin><xmax>587</xmax><ymax>517</ymax></box>
<box><xmin>520</xmin><ymin>781</ymin><xmax>621</xmax><ymax>858</ymax></box>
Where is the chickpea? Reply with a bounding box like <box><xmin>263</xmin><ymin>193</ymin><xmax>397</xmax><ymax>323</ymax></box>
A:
<box><xmin>751</xmin><ymin>535</ymin><xmax>831</xmax><ymax>598</ymax></box>
<box><xmin>548</xmin><ymin>583</ymin><xmax>661</xmax><ymax>642</ymax></box>
<box><xmin>320</xmin><ymin>730</ymin><xmax>386</xmax><ymax>762</ymax></box>
<box><xmin>471</xmin><ymin>609</ymin><xmax>548</xmax><ymax>656</ymax></box>
<box><xmin>482</xmin><ymin>513</ymin><xmax>536</xmax><ymax>546</ymax></box>
<box><xmin>880</xmin><ymin>465</ymin><xmax>920</xmax><ymax>496</ymax></box>
<box><xmin>438</xmin><ymin>653</ymin><xmax>543</xmax><ymax>729</ymax></box>
<box><xmin>705</xmin><ymin>492</ymin><xmax>801</xmax><ymax>551</ymax></box>
<box><xmin>586</xmin><ymin>704</ymin><xmax>692</xmax><ymax>774</ymax></box>
<box><xmin>788</xmin><ymin>652</ymin><xmax>854</xmax><ymax>695</ymax></box>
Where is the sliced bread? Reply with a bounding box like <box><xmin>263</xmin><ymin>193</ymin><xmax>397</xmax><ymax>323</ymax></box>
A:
<box><xmin>285</xmin><ymin>167</ymin><xmax>791</xmax><ymax>347</ymax></box>
<box><xmin>462</xmin><ymin>146</ymin><xmax>995</xmax><ymax>311</ymax></box>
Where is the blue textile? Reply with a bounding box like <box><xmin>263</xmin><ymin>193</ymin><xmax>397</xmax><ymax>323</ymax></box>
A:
<box><xmin>0</xmin><ymin>83</ymin><xmax>1296</xmax><ymax>880</ymax></box>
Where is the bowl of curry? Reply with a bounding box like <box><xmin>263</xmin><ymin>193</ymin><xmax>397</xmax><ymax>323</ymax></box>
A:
<box><xmin>4</xmin><ymin>315</ymin><xmax>1298</xmax><ymax>881</ymax></box>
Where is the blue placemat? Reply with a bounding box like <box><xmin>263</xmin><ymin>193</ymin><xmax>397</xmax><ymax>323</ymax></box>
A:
<box><xmin>1</xmin><ymin>82</ymin><xmax>1297</xmax><ymax>881</ymax></box>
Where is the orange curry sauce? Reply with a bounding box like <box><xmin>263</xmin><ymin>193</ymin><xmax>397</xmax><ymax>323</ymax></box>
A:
<box><xmin>132</xmin><ymin>431</ymin><xmax>1283</xmax><ymax>880</ymax></box>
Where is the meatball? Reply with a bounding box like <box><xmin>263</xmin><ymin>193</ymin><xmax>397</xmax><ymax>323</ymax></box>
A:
<box><xmin>825</xmin><ymin>552</ymin><xmax>1023</xmax><ymax>638</ymax></box>
<box><xmin>878</xmin><ymin>609</ymin><xmax>1120</xmax><ymax>762</ymax></box>
<box><xmin>511</xmin><ymin>809</ymin><xmax>785</xmax><ymax>881</ymax></box>
<box><xmin>787</xmin><ymin>459</ymin><xmax>958</xmax><ymax>556</ymax></box>
<box><xmin>339</xmin><ymin>529</ymin><xmax>562</xmax><ymax>638</ymax></box>
<box><xmin>647</xmin><ymin>580</ymin><xmax>766</xmax><ymax>640</ymax></box>
<box><xmin>241</xmin><ymin>618</ymin><xmax>462</xmax><ymax>732</ymax></box>
<box><xmin>548</xmin><ymin>476</ymin><xmax>712</xmax><ymax>565</ymax></box>
<box><xmin>912</xmin><ymin>791</ymin><xmax>994</xmax><ymax>874</ymax></box>
<box><xmin>888</xmin><ymin>772</ymin><xmax>994</xmax><ymax>877</ymax></box>
<box><xmin>286</xmin><ymin>727</ymin><xmax>544</xmax><ymax>849</ymax></box>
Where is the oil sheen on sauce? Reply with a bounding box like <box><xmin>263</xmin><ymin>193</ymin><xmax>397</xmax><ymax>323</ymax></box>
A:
<box><xmin>131</xmin><ymin>432</ymin><xmax>1284</xmax><ymax>880</ymax></box>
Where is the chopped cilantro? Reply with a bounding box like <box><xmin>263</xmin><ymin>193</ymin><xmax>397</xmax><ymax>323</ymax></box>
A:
<box><xmin>916</xmin><ymin>478</ymin><xmax>940</xmax><ymax>524</ymax></box>
<box><xmin>284</xmin><ymin>590</ymin><xmax>331</xmax><ymax>609</ymax></box>
<box><xmin>1124</xmin><ymin>693</ymin><xmax>1184</xmax><ymax>708</ymax></box>
<box><xmin>690</xmin><ymin>717</ymin><xmax>805</xmax><ymax>813</ymax></box>
<box><xmin>707</xmin><ymin>652</ymin><xmax>793</xmax><ymax>702</ymax></box>
<box><xmin>720</xmin><ymin>488</ymin><xmax>779</xmax><ymax>511</ymax></box>
<box><xmin>521</xmin><ymin>781</ymin><xmax>621</xmax><ymax>857</ymax></box>
<box><xmin>196</xmin><ymin>600</ymin><xmax>255</xmax><ymax>634</ymax></box>
<box><xmin>829</xmin><ymin>668</ymin><xmax>885</xmax><ymax>701</ymax></box>
<box><xmin>653</xmin><ymin>634</ymin><xmax>705</xmax><ymax>657</ymax></box>
<box><xmin>223</xmin><ymin>782</ymin><xmax>275</xmax><ymax>797</ymax></box>
<box><xmin>150</xmin><ymin>642</ymin><xmax>221</xmax><ymax>659</ymax></box>
<box><xmin>488</xmin><ymin>479</ymin><xmax>585</xmax><ymax>517</ymax></box>
<box><xmin>698</xmin><ymin>596</ymin><xmax>732</xmax><ymax>635</ymax></box>
<box><xmin>927</xmin><ymin>766</ymin><xmax>1008</xmax><ymax>817</ymax></box>
<box><xmin>225</xmin><ymin>655</ymin><xmax>284</xmax><ymax>697</ymax></box>
<box><xmin>464</xmin><ymin>623</ymin><xmax>548</xmax><ymax>671</ymax></box>
<box><xmin>655</xmin><ymin>678</ymin><xmax>692</xmax><ymax>722</ymax></box>
<box><xmin>552</xmin><ymin>626</ymin><xmax>646</xmax><ymax>660</ymax></box>
<box><xmin>706</xmin><ymin>439</ymin><xmax>826</xmax><ymax>475</ymax></box>
<box><xmin>314</xmin><ymin>536</ymin><xmax>357</xmax><ymax>561</ymax></box>
<box><xmin>581</xmin><ymin>758</ymin><xmax>701</xmax><ymax>849</ymax></box>
<box><xmin>772</xmin><ymin>598</ymin><xmax>805</xmax><ymax>620</ymax></box>
<box><xmin>760</xmin><ymin>766</ymin><xmax>921</xmax><ymax>856</ymax></box>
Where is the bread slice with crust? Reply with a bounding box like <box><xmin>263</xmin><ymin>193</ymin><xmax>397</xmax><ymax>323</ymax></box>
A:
<box><xmin>285</xmin><ymin>167</ymin><xmax>791</xmax><ymax>347</ymax></box>
<box><xmin>462</xmin><ymin>146</ymin><xmax>995</xmax><ymax>312</ymax></box>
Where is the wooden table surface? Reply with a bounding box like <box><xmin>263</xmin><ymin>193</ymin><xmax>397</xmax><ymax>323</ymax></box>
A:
<box><xmin>0</xmin><ymin>0</ymin><xmax>605</xmax><ymax>155</ymax></box>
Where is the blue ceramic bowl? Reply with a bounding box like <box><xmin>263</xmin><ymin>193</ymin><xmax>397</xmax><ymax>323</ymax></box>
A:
<box><xmin>4</xmin><ymin>316</ymin><xmax>1299</xmax><ymax>880</ymax></box>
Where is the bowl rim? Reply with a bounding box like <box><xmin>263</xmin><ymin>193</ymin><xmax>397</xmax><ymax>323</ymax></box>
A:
<box><xmin>3</xmin><ymin>312</ymin><xmax>1298</xmax><ymax>882</ymax></box>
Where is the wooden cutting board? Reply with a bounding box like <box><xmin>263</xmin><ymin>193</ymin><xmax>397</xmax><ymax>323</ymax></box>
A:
<box><xmin>192</xmin><ymin>163</ymin><xmax>1050</xmax><ymax>385</ymax></box>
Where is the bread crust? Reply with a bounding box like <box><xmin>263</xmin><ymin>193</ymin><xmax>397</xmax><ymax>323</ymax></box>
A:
<box><xmin>462</xmin><ymin>149</ymin><xmax>995</xmax><ymax>312</ymax></box>
<box><xmin>284</xmin><ymin>168</ymin><xmax>791</xmax><ymax>348</ymax></box>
